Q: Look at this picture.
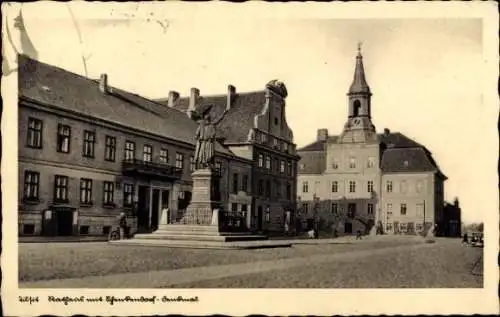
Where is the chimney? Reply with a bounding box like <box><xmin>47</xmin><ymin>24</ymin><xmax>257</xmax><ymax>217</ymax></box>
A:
<box><xmin>317</xmin><ymin>128</ymin><xmax>328</xmax><ymax>141</ymax></box>
<box><xmin>188</xmin><ymin>87</ymin><xmax>200</xmax><ymax>113</ymax></box>
<box><xmin>383</xmin><ymin>128</ymin><xmax>390</xmax><ymax>136</ymax></box>
<box><xmin>226</xmin><ymin>85</ymin><xmax>236</xmax><ymax>111</ymax></box>
<box><xmin>167</xmin><ymin>91</ymin><xmax>180</xmax><ymax>108</ymax></box>
<box><xmin>99</xmin><ymin>74</ymin><xmax>108</xmax><ymax>93</ymax></box>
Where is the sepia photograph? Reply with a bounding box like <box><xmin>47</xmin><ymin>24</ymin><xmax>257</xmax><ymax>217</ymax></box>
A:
<box><xmin>2</xmin><ymin>1</ymin><xmax>498</xmax><ymax>316</ymax></box>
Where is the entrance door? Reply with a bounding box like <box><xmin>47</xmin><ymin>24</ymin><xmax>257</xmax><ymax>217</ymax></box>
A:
<box><xmin>151</xmin><ymin>189</ymin><xmax>160</xmax><ymax>230</ymax></box>
<box><xmin>161</xmin><ymin>190</ymin><xmax>170</xmax><ymax>223</ymax></box>
<box><xmin>257</xmin><ymin>206</ymin><xmax>263</xmax><ymax>231</ymax></box>
<box><xmin>344</xmin><ymin>222</ymin><xmax>353</xmax><ymax>234</ymax></box>
<box><xmin>137</xmin><ymin>186</ymin><xmax>149</xmax><ymax>232</ymax></box>
<box><xmin>57</xmin><ymin>209</ymin><xmax>74</xmax><ymax>236</ymax></box>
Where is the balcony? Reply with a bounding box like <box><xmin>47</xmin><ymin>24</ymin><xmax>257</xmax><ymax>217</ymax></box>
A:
<box><xmin>122</xmin><ymin>159</ymin><xmax>183</xmax><ymax>180</ymax></box>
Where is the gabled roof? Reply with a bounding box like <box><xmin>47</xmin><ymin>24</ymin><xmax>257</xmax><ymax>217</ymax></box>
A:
<box><xmin>17</xmin><ymin>54</ymin><xmax>233</xmax><ymax>156</ymax></box>
<box><xmin>156</xmin><ymin>91</ymin><xmax>268</xmax><ymax>144</ymax></box>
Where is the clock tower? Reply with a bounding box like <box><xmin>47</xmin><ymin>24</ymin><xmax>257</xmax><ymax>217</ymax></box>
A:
<box><xmin>339</xmin><ymin>43</ymin><xmax>378</xmax><ymax>143</ymax></box>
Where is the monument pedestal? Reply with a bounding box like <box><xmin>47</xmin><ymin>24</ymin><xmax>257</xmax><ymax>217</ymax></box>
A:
<box><xmin>127</xmin><ymin>168</ymin><xmax>270</xmax><ymax>248</ymax></box>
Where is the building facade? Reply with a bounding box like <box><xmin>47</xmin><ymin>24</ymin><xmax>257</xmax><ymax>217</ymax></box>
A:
<box><xmin>18</xmin><ymin>55</ymin><xmax>257</xmax><ymax>237</ymax></box>
<box><xmin>155</xmin><ymin>80</ymin><xmax>300</xmax><ymax>233</ymax></box>
<box><xmin>296</xmin><ymin>48</ymin><xmax>448</xmax><ymax>236</ymax></box>
<box><xmin>18</xmin><ymin>55</ymin><xmax>298</xmax><ymax>237</ymax></box>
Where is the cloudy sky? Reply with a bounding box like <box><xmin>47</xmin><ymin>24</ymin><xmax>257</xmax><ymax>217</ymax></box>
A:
<box><xmin>4</xmin><ymin>2</ymin><xmax>497</xmax><ymax>224</ymax></box>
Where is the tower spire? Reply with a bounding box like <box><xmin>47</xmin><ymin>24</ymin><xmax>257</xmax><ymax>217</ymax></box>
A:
<box><xmin>348</xmin><ymin>43</ymin><xmax>370</xmax><ymax>95</ymax></box>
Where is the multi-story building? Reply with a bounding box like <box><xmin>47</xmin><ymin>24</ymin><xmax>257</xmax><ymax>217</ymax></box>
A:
<box><xmin>18</xmin><ymin>54</ymin><xmax>299</xmax><ymax>237</ymax></box>
<box><xmin>18</xmin><ymin>55</ymin><xmax>258</xmax><ymax>237</ymax></box>
<box><xmin>441</xmin><ymin>198</ymin><xmax>462</xmax><ymax>237</ymax></box>
<box><xmin>155</xmin><ymin>80</ymin><xmax>300</xmax><ymax>233</ymax></box>
<box><xmin>297</xmin><ymin>47</ymin><xmax>447</xmax><ymax>236</ymax></box>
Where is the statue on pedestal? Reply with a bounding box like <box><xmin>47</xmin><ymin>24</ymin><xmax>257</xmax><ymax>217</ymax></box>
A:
<box><xmin>193</xmin><ymin>104</ymin><xmax>228</xmax><ymax>170</ymax></box>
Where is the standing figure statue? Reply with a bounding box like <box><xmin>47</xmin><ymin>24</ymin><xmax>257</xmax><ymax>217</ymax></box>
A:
<box><xmin>193</xmin><ymin>105</ymin><xmax>229</xmax><ymax>170</ymax></box>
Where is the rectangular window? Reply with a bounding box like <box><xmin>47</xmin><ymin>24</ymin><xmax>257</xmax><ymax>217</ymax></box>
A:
<box><xmin>367</xmin><ymin>157</ymin><xmax>376</xmax><ymax>168</ymax></box>
<box><xmin>160</xmin><ymin>149</ymin><xmax>169</xmax><ymax>164</ymax></box>
<box><xmin>265</xmin><ymin>206</ymin><xmax>270</xmax><ymax>222</ymax></box>
<box><xmin>302</xmin><ymin>181</ymin><xmax>309</xmax><ymax>193</ymax></box>
<box><xmin>124</xmin><ymin>141</ymin><xmax>135</xmax><ymax>161</ymax></box>
<box><xmin>416</xmin><ymin>181</ymin><xmax>423</xmax><ymax>193</ymax></box>
<box><xmin>265</xmin><ymin>156</ymin><xmax>271</xmax><ymax>170</ymax></box>
<box><xmin>400</xmin><ymin>222</ymin><xmax>408</xmax><ymax>232</ymax></box>
<box><xmin>349</xmin><ymin>157</ymin><xmax>356</xmax><ymax>169</ymax></box>
<box><xmin>400</xmin><ymin>180</ymin><xmax>407</xmax><ymax>193</ymax></box>
<box><xmin>215</xmin><ymin>161</ymin><xmax>222</xmax><ymax>175</ymax></box>
<box><xmin>349</xmin><ymin>181</ymin><xmax>356</xmax><ymax>193</ymax></box>
<box><xmin>331</xmin><ymin>160</ymin><xmax>339</xmax><ymax>169</ymax></box>
<box><xmin>286</xmin><ymin>183</ymin><xmax>291</xmax><ymax>200</ymax></box>
<box><xmin>274</xmin><ymin>158</ymin><xmax>279</xmax><ymax>172</ymax></box>
<box><xmin>368</xmin><ymin>203</ymin><xmax>374</xmax><ymax>215</ymax></box>
<box><xmin>347</xmin><ymin>203</ymin><xmax>356</xmax><ymax>218</ymax></box>
<box><xmin>258</xmin><ymin>154</ymin><xmax>264</xmax><ymax>168</ymax></box>
<box><xmin>258</xmin><ymin>179</ymin><xmax>264</xmax><ymax>196</ymax></box>
<box><xmin>23</xmin><ymin>171</ymin><xmax>40</xmax><ymax>200</ymax></box>
<box><xmin>54</xmin><ymin>175</ymin><xmax>69</xmax><ymax>202</ymax></box>
<box><xmin>103</xmin><ymin>181</ymin><xmax>114</xmax><ymax>205</ymax></box>
<box><xmin>80</xmin><ymin>178</ymin><xmax>93</xmax><ymax>204</ymax></box>
<box><xmin>190</xmin><ymin>156</ymin><xmax>196</xmax><ymax>172</ymax></box>
<box><xmin>280</xmin><ymin>160</ymin><xmax>285</xmax><ymax>174</ymax></box>
<box><xmin>331</xmin><ymin>203</ymin><xmax>338</xmax><ymax>214</ymax></box>
<box><xmin>143</xmin><ymin>145</ymin><xmax>153</xmax><ymax>162</ymax></box>
<box><xmin>331</xmin><ymin>181</ymin><xmax>338</xmax><ymax>193</ymax></box>
<box><xmin>386</xmin><ymin>223</ymin><xmax>393</xmax><ymax>232</ymax></box>
<box><xmin>123</xmin><ymin>183</ymin><xmax>134</xmax><ymax>207</ymax></box>
<box><xmin>104</xmin><ymin>136</ymin><xmax>116</xmax><ymax>162</ymax></box>
<box><xmin>232</xmin><ymin>173</ymin><xmax>239</xmax><ymax>194</ymax></box>
<box><xmin>82</xmin><ymin>130</ymin><xmax>96</xmax><ymax>158</ymax></box>
<box><xmin>175</xmin><ymin>153</ymin><xmax>184</xmax><ymax>169</ymax></box>
<box><xmin>287</xmin><ymin>161</ymin><xmax>292</xmax><ymax>175</ymax></box>
<box><xmin>302</xmin><ymin>203</ymin><xmax>309</xmax><ymax>214</ymax></box>
<box><xmin>242</xmin><ymin>174</ymin><xmax>248</xmax><ymax>193</ymax></box>
<box><xmin>276</xmin><ymin>181</ymin><xmax>281</xmax><ymax>198</ymax></box>
<box><xmin>367</xmin><ymin>180</ymin><xmax>374</xmax><ymax>193</ymax></box>
<box><xmin>265</xmin><ymin>180</ymin><xmax>271</xmax><ymax>197</ymax></box>
<box><xmin>416</xmin><ymin>223</ymin><xmax>423</xmax><ymax>232</ymax></box>
<box><xmin>416</xmin><ymin>203</ymin><xmax>424</xmax><ymax>217</ymax></box>
<box><xmin>386</xmin><ymin>180</ymin><xmax>393</xmax><ymax>193</ymax></box>
<box><xmin>387</xmin><ymin>203</ymin><xmax>393</xmax><ymax>216</ymax></box>
<box><xmin>27</xmin><ymin>117</ymin><xmax>43</xmax><ymax>148</ymax></box>
<box><xmin>400</xmin><ymin>203</ymin><xmax>407</xmax><ymax>215</ymax></box>
<box><xmin>283</xmin><ymin>142</ymin><xmax>289</xmax><ymax>153</ymax></box>
<box><xmin>56</xmin><ymin>124</ymin><xmax>71</xmax><ymax>153</ymax></box>
<box><xmin>231</xmin><ymin>203</ymin><xmax>238</xmax><ymax>212</ymax></box>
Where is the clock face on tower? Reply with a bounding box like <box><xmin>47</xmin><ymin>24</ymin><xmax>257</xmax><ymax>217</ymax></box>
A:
<box><xmin>353</xmin><ymin>119</ymin><xmax>361</xmax><ymax>126</ymax></box>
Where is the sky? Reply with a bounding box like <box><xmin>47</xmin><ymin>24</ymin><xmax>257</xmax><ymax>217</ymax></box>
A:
<box><xmin>3</xmin><ymin>2</ymin><xmax>497</xmax><ymax>224</ymax></box>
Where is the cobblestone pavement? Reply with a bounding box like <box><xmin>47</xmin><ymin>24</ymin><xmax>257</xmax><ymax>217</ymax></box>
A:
<box><xmin>19</xmin><ymin>237</ymin><xmax>482</xmax><ymax>288</ymax></box>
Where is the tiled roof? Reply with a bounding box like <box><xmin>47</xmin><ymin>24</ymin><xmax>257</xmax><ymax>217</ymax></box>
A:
<box><xmin>17</xmin><ymin>55</ymin><xmax>232</xmax><ymax>156</ymax></box>
<box><xmin>156</xmin><ymin>92</ymin><xmax>268</xmax><ymax>144</ymax></box>
<box><xmin>380</xmin><ymin>147</ymin><xmax>436</xmax><ymax>173</ymax></box>
<box><xmin>297</xmin><ymin>131</ymin><xmax>443</xmax><ymax>175</ymax></box>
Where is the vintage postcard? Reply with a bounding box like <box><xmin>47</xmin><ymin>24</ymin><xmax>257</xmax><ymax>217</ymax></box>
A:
<box><xmin>2</xmin><ymin>1</ymin><xmax>499</xmax><ymax>316</ymax></box>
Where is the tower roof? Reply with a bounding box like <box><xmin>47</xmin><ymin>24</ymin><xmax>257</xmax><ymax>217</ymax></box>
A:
<box><xmin>348</xmin><ymin>43</ymin><xmax>371</xmax><ymax>95</ymax></box>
